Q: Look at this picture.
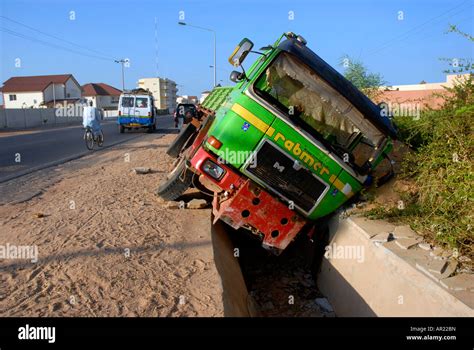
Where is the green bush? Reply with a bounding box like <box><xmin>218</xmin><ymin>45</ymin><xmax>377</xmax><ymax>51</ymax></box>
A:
<box><xmin>389</xmin><ymin>75</ymin><xmax>473</xmax><ymax>255</ymax></box>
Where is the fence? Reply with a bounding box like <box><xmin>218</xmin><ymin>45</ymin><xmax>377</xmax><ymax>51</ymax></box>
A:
<box><xmin>0</xmin><ymin>108</ymin><xmax>118</xmax><ymax>129</ymax></box>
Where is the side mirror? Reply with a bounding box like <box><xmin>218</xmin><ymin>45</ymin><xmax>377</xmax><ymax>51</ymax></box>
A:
<box><xmin>228</xmin><ymin>38</ymin><xmax>254</xmax><ymax>67</ymax></box>
<box><xmin>229</xmin><ymin>70</ymin><xmax>245</xmax><ymax>83</ymax></box>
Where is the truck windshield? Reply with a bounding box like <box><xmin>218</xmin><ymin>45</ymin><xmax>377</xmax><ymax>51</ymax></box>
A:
<box><xmin>254</xmin><ymin>52</ymin><xmax>385</xmax><ymax>173</ymax></box>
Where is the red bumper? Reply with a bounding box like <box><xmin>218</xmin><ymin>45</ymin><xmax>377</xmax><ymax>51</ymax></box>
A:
<box><xmin>190</xmin><ymin>147</ymin><xmax>306</xmax><ymax>252</ymax></box>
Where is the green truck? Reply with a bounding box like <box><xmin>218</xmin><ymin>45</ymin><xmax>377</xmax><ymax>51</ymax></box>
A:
<box><xmin>158</xmin><ymin>32</ymin><xmax>397</xmax><ymax>254</ymax></box>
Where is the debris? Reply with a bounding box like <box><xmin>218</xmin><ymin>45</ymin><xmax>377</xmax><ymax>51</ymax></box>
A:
<box><xmin>187</xmin><ymin>199</ymin><xmax>208</xmax><ymax>209</ymax></box>
<box><xmin>133</xmin><ymin>167</ymin><xmax>151</xmax><ymax>174</ymax></box>
<box><xmin>165</xmin><ymin>201</ymin><xmax>181</xmax><ymax>209</ymax></box>
<box><xmin>458</xmin><ymin>256</ymin><xmax>472</xmax><ymax>263</ymax></box>
<box><xmin>33</xmin><ymin>213</ymin><xmax>45</xmax><ymax>218</ymax></box>
<box><xmin>440</xmin><ymin>274</ymin><xmax>474</xmax><ymax>292</ymax></box>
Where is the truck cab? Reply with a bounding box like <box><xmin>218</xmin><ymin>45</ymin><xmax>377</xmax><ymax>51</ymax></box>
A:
<box><xmin>158</xmin><ymin>32</ymin><xmax>397</xmax><ymax>254</ymax></box>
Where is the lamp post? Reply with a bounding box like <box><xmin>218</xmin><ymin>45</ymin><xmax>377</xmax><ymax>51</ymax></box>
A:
<box><xmin>178</xmin><ymin>21</ymin><xmax>216</xmax><ymax>87</ymax></box>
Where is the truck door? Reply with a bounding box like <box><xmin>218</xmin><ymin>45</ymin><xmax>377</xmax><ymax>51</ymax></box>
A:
<box><xmin>121</xmin><ymin>96</ymin><xmax>135</xmax><ymax>123</ymax></box>
<box><xmin>135</xmin><ymin>96</ymin><xmax>150</xmax><ymax>125</ymax></box>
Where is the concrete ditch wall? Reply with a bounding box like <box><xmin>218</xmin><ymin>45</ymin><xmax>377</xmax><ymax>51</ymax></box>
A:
<box><xmin>317</xmin><ymin>214</ymin><xmax>473</xmax><ymax>317</ymax></box>
<box><xmin>211</xmin><ymin>218</ymin><xmax>256</xmax><ymax>317</ymax></box>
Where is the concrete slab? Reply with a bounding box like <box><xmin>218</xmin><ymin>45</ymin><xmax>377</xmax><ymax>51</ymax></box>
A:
<box><xmin>395</xmin><ymin>238</ymin><xmax>420</xmax><ymax>250</ymax></box>
<box><xmin>393</xmin><ymin>225</ymin><xmax>418</xmax><ymax>239</ymax></box>
<box><xmin>418</xmin><ymin>243</ymin><xmax>432</xmax><ymax>251</ymax></box>
<box><xmin>416</xmin><ymin>259</ymin><xmax>457</xmax><ymax>282</ymax></box>
<box><xmin>440</xmin><ymin>274</ymin><xmax>474</xmax><ymax>292</ymax></box>
<box><xmin>349</xmin><ymin>216</ymin><xmax>395</xmax><ymax>239</ymax></box>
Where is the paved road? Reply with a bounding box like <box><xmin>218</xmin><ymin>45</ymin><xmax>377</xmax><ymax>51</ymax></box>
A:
<box><xmin>0</xmin><ymin>115</ymin><xmax>177</xmax><ymax>183</ymax></box>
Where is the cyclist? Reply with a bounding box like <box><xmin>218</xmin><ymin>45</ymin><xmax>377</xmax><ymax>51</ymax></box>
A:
<box><xmin>82</xmin><ymin>100</ymin><xmax>102</xmax><ymax>141</ymax></box>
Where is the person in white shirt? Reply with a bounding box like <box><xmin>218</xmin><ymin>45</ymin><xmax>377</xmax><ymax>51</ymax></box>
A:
<box><xmin>82</xmin><ymin>100</ymin><xmax>102</xmax><ymax>139</ymax></box>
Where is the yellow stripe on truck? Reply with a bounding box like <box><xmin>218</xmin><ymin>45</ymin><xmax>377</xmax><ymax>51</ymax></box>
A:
<box><xmin>329</xmin><ymin>175</ymin><xmax>354</xmax><ymax>198</ymax></box>
<box><xmin>231</xmin><ymin>103</ymin><xmax>269</xmax><ymax>133</ymax></box>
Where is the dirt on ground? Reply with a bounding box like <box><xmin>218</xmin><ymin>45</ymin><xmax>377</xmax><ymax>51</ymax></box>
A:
<box><xmin>0</xmin><ymin>133</ymin><xmax>224</xmax><ymax>317</ymax></box>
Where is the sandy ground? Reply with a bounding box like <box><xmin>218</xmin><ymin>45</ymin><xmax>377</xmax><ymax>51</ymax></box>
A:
<box><xmin>0</xmin><ymin>133</ymin><xmax>224</xmax><ymax>316</ymax></box>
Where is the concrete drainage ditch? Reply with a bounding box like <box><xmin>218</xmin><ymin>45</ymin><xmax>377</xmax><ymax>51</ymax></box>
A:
<box><xmin>210</xmin><ymin>212</ymin><xmax>473</xmax><ymax>317</ymax></box>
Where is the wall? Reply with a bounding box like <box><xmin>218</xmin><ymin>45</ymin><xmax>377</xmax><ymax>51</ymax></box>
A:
<box><xmin>96</xmin><ymin>95</ymin><xmax>119</xmax><ymax>110</ymax></box>
<box><xmin>65</xmin><ymin>77</ymin><xmax>82</xmax><ymax>98</ymax></box>
<box><xmin>44</xmin><ymin>83</ymin><xmax>66</xmax><ymax>102</ymax></box>
<box><xmin>0</xmin><ymin>108</ymin><xmax>82</xmax><ymax>129</ymax></box>
<box><xmin>317</xmin><ymin>215</ymin><xmax>474</xmax><ymax>317</ymax></box>
<box><xmin>3</xmin><ymin>91</ymin><xmax>44</xmax><ymax>109</ymax></box>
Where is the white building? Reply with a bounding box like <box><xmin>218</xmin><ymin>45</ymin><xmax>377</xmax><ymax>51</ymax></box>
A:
<box><xmin>137</xmin><ymin>77</ymin><xmax>177</xmax><ymax>112</ymax></box>
<box><xmin>199</xmin><ymin>91</ymin><xmax>211</xmax><ymax>104</ymax></box>
<box><xmin>1</xmin><ymin>74</ymin><xmax>82</xmax><ymax>108</ymax></box>
<box><xmin>177</xmin><ymin>95</ymin><xmax>198</xmax><ymax>104</ymax></box>
<box><xmin>82</xmin><ymin>83</ymin><xmax>122</xmax><ymax>110</ymax></box>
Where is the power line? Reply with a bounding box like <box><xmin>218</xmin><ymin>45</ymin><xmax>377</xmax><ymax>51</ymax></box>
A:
<box><xmin>0</xmin><ymin>15</ymin><xmax>117</xmax><ymax>60</ymax></box>
<box><xmin>365</xmin><ymin>0</ymin><xmax>472</xmax><ymax>56</ymax></box>
<box><xmin>0</xmin><ymin>26</ymin><xmax>116</xmax><ymax>62</ymax></box>
<box><xmin>371</xmin><ymin>15</ymin><xmax>474</xmax><ymax>58</ymax></box>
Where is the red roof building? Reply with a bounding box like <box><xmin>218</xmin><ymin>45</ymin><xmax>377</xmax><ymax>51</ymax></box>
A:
<box><xmin>1</xmin><ymin>74</ymin><xmax>82</xmax><ymax>108</ymax></box>
<box><xmin>81</xmin><ymin>83</ymin><xmax>122</xmax><ymax>110</ymax></box>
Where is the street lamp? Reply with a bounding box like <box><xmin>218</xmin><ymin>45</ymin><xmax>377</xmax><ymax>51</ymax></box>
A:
<box><xmin>178</xmin><ymin>21</ymin><xmax>216</xmax><ymax>87</ymax></box>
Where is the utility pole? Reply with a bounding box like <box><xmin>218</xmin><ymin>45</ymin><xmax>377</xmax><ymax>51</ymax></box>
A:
<box><xmin>115</xmin><ymin>59</ymin><xmax>126</xmax><ymax>91</ymax></box>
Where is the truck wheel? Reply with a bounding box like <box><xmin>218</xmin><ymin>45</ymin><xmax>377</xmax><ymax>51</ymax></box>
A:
<box><xmin>156</xmin><ymin>157</ymin><xmax>193</xmax><ymax>201</ymax></box>
<box><xmin>119</xmin><ymin>125</ymin><xmax>125</xmax><ymax>133</ymax></box>
<box><xmin>147</xmin><ymin>125</ymin><xmax>153</xmax><ymax>133</ymax></box>
<box><xmin>166</xmin><ymin>123</ymin><xmax>197</xmax><ymax>158</ymax></box>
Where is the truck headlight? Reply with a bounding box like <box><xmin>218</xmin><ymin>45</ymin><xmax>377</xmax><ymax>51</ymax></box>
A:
<box><xmin>202</xmin><ymin>159</ymin><xmax>226</xmax><ymax>180</ymax></box>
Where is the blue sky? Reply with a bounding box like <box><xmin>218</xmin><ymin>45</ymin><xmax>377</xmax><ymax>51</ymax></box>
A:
<box><xmin>0</xmin><ymin>0</ymin><xmax>473</xmax><ymax>97</ymax></box>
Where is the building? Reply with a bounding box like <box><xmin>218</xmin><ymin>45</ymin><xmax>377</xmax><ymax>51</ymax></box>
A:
<box><xmin>137</xmin><ymin>77</ymin><xmax>177</xmax><ymax>112</ymax></box>
<box><xmin>377</xmin><ymin>74</ymin><xmax>470</xmax><ymax>113</ymax></box>
<box><xmin>199</xmin><ymin>91</ymin><xmax>211</xmax><ymax>104</ymax></box>
<box><xmin>176</xmin><ymin>95</ymin><xmax>198</xmax><ymax>104</ymax></box>
<box><xmin>82</xmin><ymin>83</ymin><xmax>122</xmax><ymax>110</ymax></box>
<box><xmin>1</xmin><ymin>74</ymin><xmax>82</xmax><ymax>109</ymax></box>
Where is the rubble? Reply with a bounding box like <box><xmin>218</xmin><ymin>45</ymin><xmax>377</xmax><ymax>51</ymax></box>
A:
<box><xmin>187</xmin><ymin>199</ymin><xmax>208</xmax><ymax>209</ymax></box>
<box><xmin>132</xmin><ymin>167</ymin><xmax>151</xmax><ymax>174</ymax></box>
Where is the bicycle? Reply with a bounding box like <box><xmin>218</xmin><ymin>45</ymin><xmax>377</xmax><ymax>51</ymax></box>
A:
<box><xmin>84</xmin><ymin>127</ymin><xmax>104</xmax><ymax>150</ymax></box>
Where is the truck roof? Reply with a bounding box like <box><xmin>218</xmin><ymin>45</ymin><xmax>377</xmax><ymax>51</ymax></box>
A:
<box><xmin>278</xmin><ymin>38</ymin><xmax>397</xmax><ymax>139</ymax></box>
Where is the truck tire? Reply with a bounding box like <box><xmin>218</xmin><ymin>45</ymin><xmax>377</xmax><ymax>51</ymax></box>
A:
<box><xmin>166</xmin><ymin>123</ymin><xmax>197</xmax><ymax>158</ymax></box>
<box><xmin>156</xmin><ymin>157</ymin><xmax>193</xmax><ymax>201</ymax></box>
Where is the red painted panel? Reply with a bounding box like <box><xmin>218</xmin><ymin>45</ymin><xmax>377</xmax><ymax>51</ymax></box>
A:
<box><xmin>213</xmin><ymin>180</ymin><xmax>306</xmax><ymax>252</ymax></box>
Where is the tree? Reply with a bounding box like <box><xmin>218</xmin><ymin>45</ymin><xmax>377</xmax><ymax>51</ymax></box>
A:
<box><xmin>340</xmin><ymin>55</ymin><xmax>386</xmax><ymax>100</ymax></box>
<box><xmin>440</xmin><ymin>24</ymin><xmax>473</xmax><ymax>74</ymax></box>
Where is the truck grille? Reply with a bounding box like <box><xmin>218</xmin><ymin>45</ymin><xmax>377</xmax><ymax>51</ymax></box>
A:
<box><xmin>245</xmin><ymin>141</ymin><xmax>327</xmax><ymax>213</ymax></box>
